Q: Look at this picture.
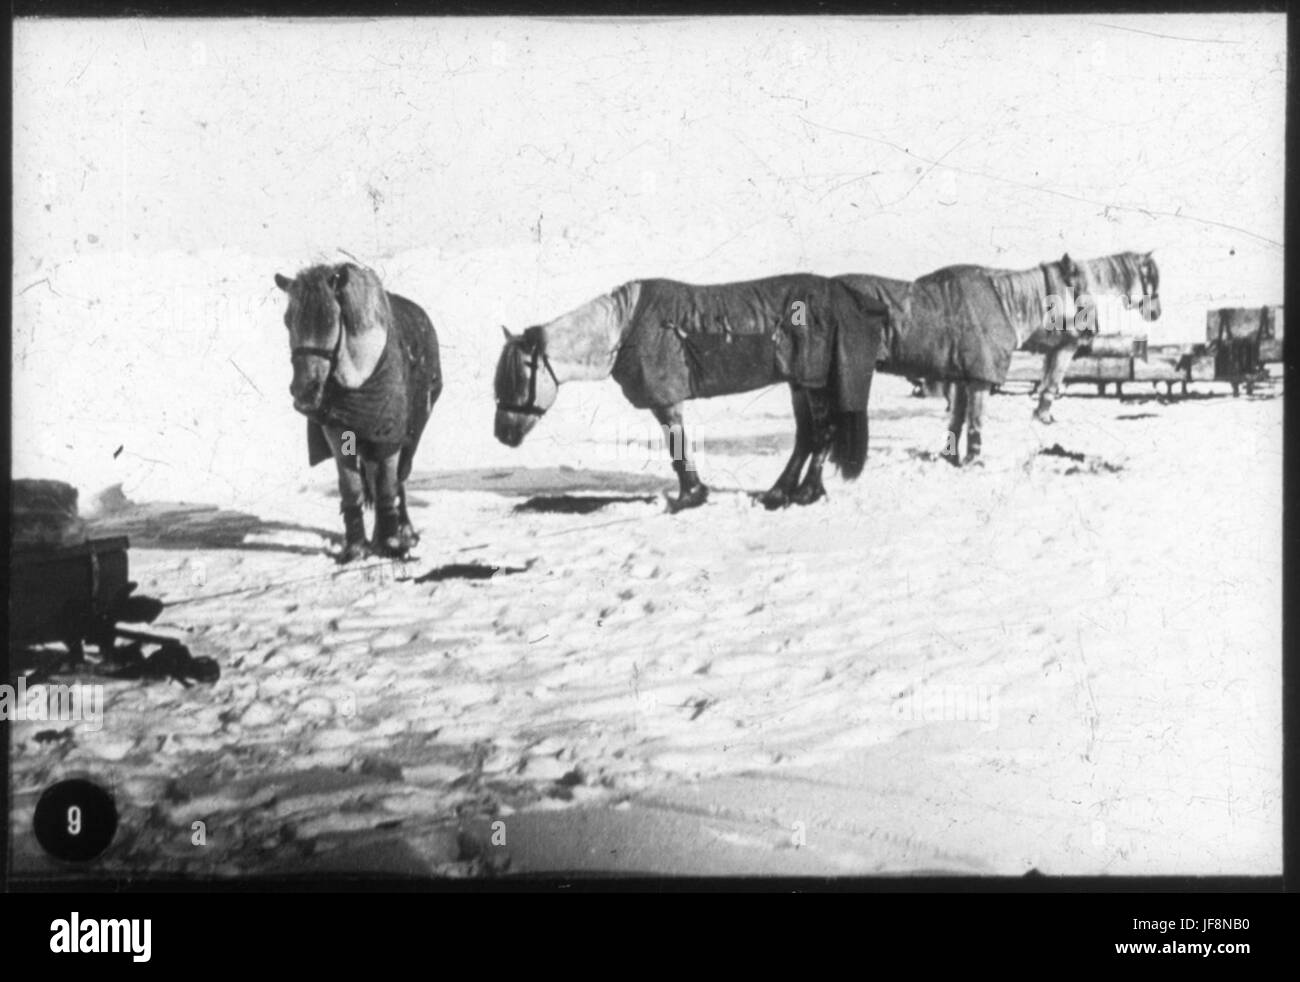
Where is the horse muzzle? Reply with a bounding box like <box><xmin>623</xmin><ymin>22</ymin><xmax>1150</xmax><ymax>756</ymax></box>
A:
<box><xmin>494</xmin><ymin>407</ymin><xmax>538</xmax><ymax>447</ymax></box>
<box><xmin>291</xmin><ymin>384</ymin><xmax>326</xmax><ymax>415</ymax></box>
<box><xmin>1140</xmin><ymin>295</ymin><xmax>1162</xmax><ymax>321</ymax></box>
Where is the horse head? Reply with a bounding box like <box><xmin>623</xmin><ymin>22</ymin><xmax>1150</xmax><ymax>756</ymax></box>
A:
<box><xmin>493</xmin><ymin>325</ymin><xmax>559</xmax><ymax>447</ymax></box>
<box><xmin>1073</xmin><ymin>251</ymin><xmax>1161</xmax><ymax>325</ymax></box>
<box><xmin>1132</xmin><ymin>251</ymin><xmax>1161</xmax><ymax>322</ymax></box>
<box><xmin>275</xmin><ymin>262</ymin><xmax>391</xmax><ymax>414</ymax></box>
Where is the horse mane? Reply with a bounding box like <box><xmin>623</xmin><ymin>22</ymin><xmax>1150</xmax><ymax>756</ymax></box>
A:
<box><xmin>987</xmin><ymin>266</ymin><xmax>1051</xmax><ymax>335</ymax></box>
<box><xmin>289</xmin><ymin>263</ymin><xmax>392</xmax><ymax>334</ymax></box>
<box><xmin>1080</xmin><ymin>252</ymin><xmax>1146</xmax><ymax>296</ymax></box>
<box><xmin>335</xmin><ymin>265</ymin><xmax>393</xmax><ymax>333</ymax></box>
<box><xmin>610</xmin><ymin>281</ymin><xmax>642</xmax><ymax>329</ymax></box>
<box><xmin>532</xmin><ymin>282</ymin><xmax>641</xmax><ymax>375</ymax></box>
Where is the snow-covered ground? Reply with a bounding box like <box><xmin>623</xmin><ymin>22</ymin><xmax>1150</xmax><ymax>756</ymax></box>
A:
<box><xmin>9</xmin><ymin>262</ymin><xmax>1282</xmax><ymax>874</ymax></box>
<box><xmin>10</xmin><ymin>14</ymin><xmax>1283</xmax><ymax>879</ymax></box>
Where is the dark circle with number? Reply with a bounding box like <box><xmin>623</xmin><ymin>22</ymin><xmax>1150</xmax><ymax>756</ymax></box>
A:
<box><xmin>33</xmin><ymin>779</ymin><xmax>118</xmax><ymax>862</ymax></box>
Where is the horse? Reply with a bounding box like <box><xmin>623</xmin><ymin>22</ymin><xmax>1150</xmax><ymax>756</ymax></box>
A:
<box><xmin>838</xmin><ymin>255</ymin><xmax>1086</xmax><ymax>465</ymax></box>
<box><xmin>839</xmin><ymin>258</ymin><xmax>1092</xmax><ymax>421</ymax></box>
<box><xmin>1028</xmin><ymin>251</ymin><xmax>1162</xmax><ymax>422</ymax></box>
<box><xmin>274</xmin><ymin>262</ymin><xmax>442</xmax><ymax>561</ymax></box>
<box><xmin>493</xmin><ymin>274</ymin><xmax>889</xmax><ymax>512</ymax></box>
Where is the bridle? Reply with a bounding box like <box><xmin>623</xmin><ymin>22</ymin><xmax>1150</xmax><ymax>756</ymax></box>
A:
<box><xmin>1137</xmin><ymin>257</ymin><xmax>1158</xmax><ymax>307</ymax></box>
<box><xmin>290</xmin><ymin>288</ymin><xmax>348</xmax><ymax>383</ymax></box>
<box><xmin>1113</xmin><ymin>256</ymin><xmax>1157</xmax><ymax>312</ymax></box>
<box><xmin>497</xmin><ymin>341</ymin><xmax>559</xmax><ymax>416</ymax></box>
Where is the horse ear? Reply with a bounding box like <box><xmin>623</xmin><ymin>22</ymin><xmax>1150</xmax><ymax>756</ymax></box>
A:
<box><xmin>501</xmin><ymin>325</ymin><xmax>515</xmax><ymax>341</ymax></box>
<box><xmin>1061</xmin><ymin>252</ymin><xmax>1072</xmax><ymax>266</ymax></box>
<box><xmin>274</xmin><ymin>273</ymin><xmax>292</xmax><ymax>292</ymax></box>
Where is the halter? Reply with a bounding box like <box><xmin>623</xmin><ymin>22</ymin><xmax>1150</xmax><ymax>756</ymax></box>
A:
<box><xmin>290</xmin><ymin>297</ymin><xmax>347</xmax><ymax>382</ymax></box>
<box><xmin>1135</xmin><ymin>256</ymin><xmax>1157</xmax><ymax>302</ymax></box>
<box><xmin>497</xmin><ymin>341</ymin><xmax>559</xmax><ymax>416</ymax></box>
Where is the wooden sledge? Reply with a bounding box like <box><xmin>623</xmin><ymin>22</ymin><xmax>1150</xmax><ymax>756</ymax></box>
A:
<box><xmin>11</xmin><ymin>537</ymin><xmax>218</xmax><ymax>685</ymax></box>
<box><xmin>1207</xmin><ymin>306</ymin><xmax>1284</xmax><ymax>396</ymax></box>
<box><xmin>10</xmin><ymin>479</ymin><xmax>217</xmax><ymax>684</ymax></box>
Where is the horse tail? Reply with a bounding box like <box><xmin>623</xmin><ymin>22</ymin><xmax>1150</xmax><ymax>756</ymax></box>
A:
<box><xmin>830</xmin><ymin>409</ymin><xmax>868</xmax><ymax>480</ymax></box>
<box><xmin>824</xmin><ymin>280</ymin><xmax>882</xmax><ymax>483</ymax></box>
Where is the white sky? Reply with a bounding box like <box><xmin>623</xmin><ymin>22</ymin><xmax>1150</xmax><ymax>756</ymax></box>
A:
<box><xmin>12</xmin><ymin>15</ymin><xmax>1287</xmax><ymax>332</ymax></box>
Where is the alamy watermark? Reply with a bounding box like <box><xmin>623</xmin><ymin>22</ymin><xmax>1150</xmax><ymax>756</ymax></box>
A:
<box><xmin>1</xmin><ymin>679</ymin><xmax>104</xmax><ymax>732</ymax></box>
<box><xmin>891</xmin><ymin>683</ymin><xmax>999</xmax><ymax>732</ymax></box>
<box><xmin>1043</xmin><ymin>288</ymin><xmax>1156</xmax><ymax>332</ymax></box>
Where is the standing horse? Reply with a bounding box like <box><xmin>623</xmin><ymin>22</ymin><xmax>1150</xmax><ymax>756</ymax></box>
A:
<box><xmin>275</xmin><ymin>263</ymin><xmax>442</xmax><ymax>561</ymax></box>
<box><xmin>832</xmin><ymin>273</ymin><xmax>954</xmax><ymax>402</ymax></box>
<box><xmin>1029</xmin><ymin>252</ymin><xmax>1162</xmax><ymax>421</ymax></box>
<box><xmin>838</xmin><ymin>256</ymin><xmax>1085</xmax><ymax>464</ymax></box>
<box><xmin>493</xmin><ymin>274</ymin><xmax>889</xmax><ymax>511</ymax></box>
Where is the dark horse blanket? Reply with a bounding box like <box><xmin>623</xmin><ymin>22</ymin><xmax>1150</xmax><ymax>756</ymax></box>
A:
<box><xmin>306</xmin><ymin>293</ymin><xmax>442</xmax><ymax>482</ymax></box>
<box><xmin>839</xmin><ymin>266</ymin><xmax>1043</xmax><ymax>385</ymax></box>
<box><xmin>612</xmin><ymin>274</ymin><xmax>888</xmax><ymax>411</ymax></box>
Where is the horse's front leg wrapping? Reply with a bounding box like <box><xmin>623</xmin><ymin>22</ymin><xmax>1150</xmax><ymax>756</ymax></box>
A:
<box><xmin>397</xmin><ymin>486</ymin><xmax>420</xmax><ymax>549</ymax></box>
<box><xmin>369</xmin><ymin>448</ymin><xmax>412</xmax><ymax>557</ymax></box>
<box><xmin>325</xmin><ymin>426</ymin><xmax>370</xmax><ymax>563</ymax></box>
<box><xmin>654</xmin><ymin>405</ymin><xmax>709</xmax><ymax>512</ymax></box>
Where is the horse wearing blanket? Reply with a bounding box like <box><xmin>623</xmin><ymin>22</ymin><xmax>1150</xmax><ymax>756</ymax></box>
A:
<box><xmin>494</xmin><ymin>274</ymin><xmax>888</xmax><ymax>511</ymax></box>
<box><xmin>1029</xmin><ymin>252</ymin><xmax>1162</xmax><ymax>421</ymax></box>
<box><xmin>275</xmin><ymin>263</ymin><xmax>442</xmax><ymax>561</ymax></box>
<box><xmin>839</xmin><ymin>256</ymin><xmax>1086</xmax><ymax>464</ymax></box>
<box><xmin>839</xmin><ymin>252</ymin><xmax>1160</xmax><ymax>456</ymax></box>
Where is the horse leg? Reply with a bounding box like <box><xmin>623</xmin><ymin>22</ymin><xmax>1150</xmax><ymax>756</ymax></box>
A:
<box><xmin>368</xmin><ymin>446</ymin><xmax>410</xmax><ymax>558</ymax></box>
<box><xmin>1034</xmin><ymin>340</ymin><xmax>1076</xmax><ymax>424</ymax></box>
<box><xmin>792</xmin><ymin>389</ymin><xmax>835</xmax><ymax>505</ymax></box>
<box><xmin>942</xmin><ymin>382</ymin><xmax>968</xmax><ymax>465</ymax></box>
<box><xmin>324</xmin><ymin>426</ymin><xmax>369</xmax><ymax>563</ymax></box>
<box><xmin>397</xmin><ymin>486</ymin><xmax>420</xmax><ymax>549</ymax></box>
<box><xmin>759</xmin><ymin>385</ymin><xmax>813</xmax><ymax>510</ymax></box>
<box><xmin>962</xmin><ymin>381</ymin><xmax>989</xmax><ymax>467</ymax></box>
<box><xmin>653</xmin><ymin>404</ymin><xmax>709</xmax><ymax>512</ymax></box>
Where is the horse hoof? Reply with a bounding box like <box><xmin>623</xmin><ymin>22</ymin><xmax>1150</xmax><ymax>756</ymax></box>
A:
<box><xmin>372</xmin><ymin>537</ymin><xmax>411</xmax><ymax>560</ymax></box>
<box><xmin>1033</xmin><ymin>412</ymin><xmax>1055</xmax><ymax>425</ymax></box>
<box><xmin>961</xmin><ymin>453</ymin><xmax>984</xmax><ymax>468</ymax></box>
<box><xmin>940</xmin><ymin>450</ymin><xmax>962</xmax><ymax>467</ymax></box>
<box><xmin>757</xmin><ymin>489</ymin><xmax>791</xmax><ymax>510</ymax></box>
<box><xmin>665</xmin><ymin>485</ymin><xmax>709</xmax><ymax>513</ymax></box>
<box><xmin>792</xmin><ymin>484</ymin><xmax>826</xmax><ymax>506</ymax></box>
<box><xmin>337</xmin><ymin>541</ymin><xmax>371</xmax><ymax>564</ymax></box>
<box><xmin>398</xmin><ymin>524</ymin><xmax>420</xmax><ymax>549</ymax></box>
